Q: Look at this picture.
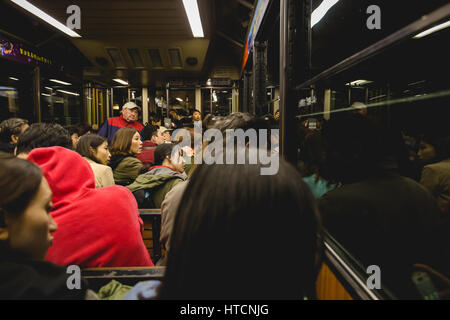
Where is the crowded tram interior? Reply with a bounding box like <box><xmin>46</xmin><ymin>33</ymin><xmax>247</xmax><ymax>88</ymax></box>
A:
<box><xmin>0</xmin><ymin>0</ymin><xmax>449</xmax><ymax>302</ymax></box>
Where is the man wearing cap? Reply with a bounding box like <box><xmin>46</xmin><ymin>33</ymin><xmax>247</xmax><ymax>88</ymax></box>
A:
<box><xmin>98</xmin><ymin>102</ymin><xmax>144</xmax><ymax>142</ymax></box>
<box><xmin>160</xmin><ymin>127</ymin><xmax>173</xmax><ymax>143</ymax></box>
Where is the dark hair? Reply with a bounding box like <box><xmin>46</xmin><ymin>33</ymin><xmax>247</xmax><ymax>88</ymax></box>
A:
<box><xmin>64</xmin><ymin>125</ymin><xmax>79</xmax><ymax>136</ymax></box>
<box><xmin>141</xmin><ymin>124</ymin><xmax>159</xmax><ymax>141</ymax></box>
<box><xmin>154</xmin><ymin>143</ymin><xmax>175</xmax><ymax>165</ymax></box>
<box><xmin>192</xmin><ymin>109</ymin><xmax>201</xmax><ymax>115</ymax></box>
<box><xmin>322</xmin><ymin>113</ymin><xmax>410</xmax><ymax>184</ymax></box>
<box><xmin>0</xmin><ymin>118</ymin><xmax>28</xmax><ymax>143</ymax></box>
<box><xmin>110</xmin><ymin>127</ymin><xmax>139</xmax><ymax>155</ymax></box>
<box><xmin>0</xmin><ymin>152</ymin><xmax>42</xmax><ymax>227</ymax></box>
<box><xmin>16</xmin><ymin>123</ymin><xmax>72</xmax><ymax>155</ymax></box>
<box><xmin>420</xmin><ymin>133</ymin><xmax>450</xmax><ymax>161</ymax></box>
<box><xmin>158</xmin><ymin>160</ymin><xmax>321</xmax><ymax>299</ymax></box>
<box><xmin>76</xmin><ymin>134</ymin><xmax>107</xmax><ymax>163</ymax></box>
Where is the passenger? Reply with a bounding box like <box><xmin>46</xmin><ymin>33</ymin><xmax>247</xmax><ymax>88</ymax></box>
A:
<box><xmin>160</xmin><ymin>126</ymin><xmax>173</xmax><ymax>143</ymax></box>
<box><xmin>350</xmin><ymin>101</ymin><xmax>368</xmax><ymax>117</ymax></box>
<box><xmin>98</xmin><ymin>102</ymin><xmax>144</xmax><ymax>142</ymax></box>
<box><xmin>419</xmin><ymin>135</ymin><xmax>450</xmax><ymax>214</ymax></box>
<box><xmin>319</xmin><ymin>114</ymin><xmax>442</xmax><ymax>298</ymax></box>
<box><xmin>0</xmin><ymin>118</ymin><xmax>29</xmax><ymax>154</ymax></box>
<box><xmin>0</xmin><ymin>153</ymin><xmax>96</xmax><ymax>299</ymax></box>
<box><xmin>192</xmin><ymin>109</ymin><xmax>202</xmax><ymax>122</ymax></box>
<box><xmin>300</xmin><ymin>131</ymin><xmax>338</xmax><ymax>198</ymax></box>
<box><xmin>127</xmin><ymin>143</ymin><xmax>186</xmax><ymax>209</ymax></box>
<box><xmin>27</xmin><ymin>146</ymin><xmax>153</xmax><ymax>267</ymax></box>
<box><xmin>76</xmin><ymin>134</ymin><xmax>115</xmax><ymax>188</ymax></box>
<box><xmin>158</xmin><ymin>112</ymin><xmax>257</xmax><ymax>265</ymax></box>
<box><xmin>149</xmin><ymin>112</ymin><xmax>162</xmax><ymax>126</ymax></box>
<box><xmin>274</xmin><ymin>109</ymin><xmax>280</xmax><ymax>121</ymax></box>
<box><xmin>109</xmin><ymin>127</ymin><xmax>143</xmax><ymax>186</ymax></box>
<box><xmin>136</xmin><ymin>124</ymin><xmax>165</xmax><ymax>166</ymax></box>
<box><xmin>127</xmin><ymin>160</ymin><xmax>321</xmax><ymax>299</ymax></box>
<box><xmin>64</xmin><ymin>125</ymin><xmax>80</xmax><ymax>149</ymax></box>
<box><xmin>15</xmin><ymin>123</ymin><xmax>72</xmax><ymax>159</ymax></box>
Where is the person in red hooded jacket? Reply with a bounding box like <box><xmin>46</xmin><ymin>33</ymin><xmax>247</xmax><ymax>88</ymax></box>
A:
<box><xmin>27</xmin><ymin>146</ymin><xmax>153</xmax><ymax>268</ymax></box>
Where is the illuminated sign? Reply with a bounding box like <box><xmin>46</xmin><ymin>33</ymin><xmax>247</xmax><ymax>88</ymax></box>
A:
<box><xmin>0</xmin><ymin>33</ymin><xmax>52</xmax><ymax>66</ymax></box>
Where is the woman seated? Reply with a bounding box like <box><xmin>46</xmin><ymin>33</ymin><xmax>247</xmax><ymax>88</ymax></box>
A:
<box><xmin>125</xmin><ymin>159</ymin><xmax>322</xmax><ymax>299</ymax></box>
<box><xmin>127</xmin><ymin>143</ymin><xmax>187</xmax><ymax>208</ymax></box>
<box><xmin>109</xmin><ymin>127</ymin><xmax>143</xmax><ymax>186</ymax></box>
<box><xmin>27</xmin><ymin>146</ymin><xmax>153</xmax><ymax>268</ymax></box>
<box><xmin>418</xmin><ymin>134</ymin><xmax>450</xmax><ymax>215</ymax></box>
<box><xmin>0</xmin><ymin>152</ymin><xmax>96</xmax><ymax>299</ymax></box>
<box><xmin>76</xmin><ymin>134</ymin><xmax>114</xmax><ymax>188</ymax></box>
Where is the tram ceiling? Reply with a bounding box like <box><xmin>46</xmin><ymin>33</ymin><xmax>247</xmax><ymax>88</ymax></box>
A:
<box><xmin>13</xmin><ymin>0</ymin><xmax>255</xmax><ymax>87</ymax></box>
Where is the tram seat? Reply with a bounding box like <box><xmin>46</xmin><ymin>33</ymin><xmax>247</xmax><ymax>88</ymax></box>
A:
<box><xmin>139</xmin><ymin>209</ymin><xmax>163</xmax><ymax>264</ymax></box>
<box><xmin>81</xmin><ymin>266</ymin><xmax>165</xmax><ymax>292</ymax></box>
<box><xmin>316</xmin><ymin>263</ymin><xmax>353</xmax><ymax>300</ymax></box>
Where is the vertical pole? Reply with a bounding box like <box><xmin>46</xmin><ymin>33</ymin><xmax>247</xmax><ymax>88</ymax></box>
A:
<box><xmin>34</xmin><ymin>66</ymin><xmax>41</xmax><ymax>122</ymax></box>
<box><xmin>252</xmin><ymin>41</ymin><xmax>267</xmax><ymax>116</ymax></box>
<box><xmin>195</xmin><ymin>86</ymin><xmax>202</xmax><ymax>113</ymax></box>
<box><xmin>142</xmin><ymin>87</ymin><xmax>149</xmax><ymax>124</ymax></box>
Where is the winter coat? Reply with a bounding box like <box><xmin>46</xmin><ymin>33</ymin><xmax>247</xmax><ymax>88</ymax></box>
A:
<box><xmin>420</xmin><ymin>158</ymin><xmax>450</xmax><ymax>214</ymax></box>
<box><xmin>127</xmin><ymin>166</ymin><xmax>187</xmax><ymax>208</ymax></box>
<box><xmin>136</xmin><ymin>140</ymin><xmax>157</xmax><ymax>165</ymax></box>
<box><xmin>27</xmin><ymin>147</ymin><xmax>153</xmax><ymax>268</ymax></box>
<box><xmin>98</xmin><ymin>114</ymin><xmax>144</xmax><ymax>142</ymax></box>
<box><xmin>84</xmin><ymin>157</ymin><xmax>115</xmax><ymax>188</ymax></box>
<box><xmin>109</xmin><ymin>154</ymin><xmax>143</xmax><ymax>186</ymax></box>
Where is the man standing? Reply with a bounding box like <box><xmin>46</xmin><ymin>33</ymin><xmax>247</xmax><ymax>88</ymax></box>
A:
<box><xmin>98</xmin><ymin>102</ymin><xmax>144</xmax><ymax>142</ymax></box>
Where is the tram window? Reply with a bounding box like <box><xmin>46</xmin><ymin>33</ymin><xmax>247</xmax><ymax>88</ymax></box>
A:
<box><xmin>40</xmin><ymin>76</ymin><xmax>82</xmax><ymax>126</ymax></box>
<box><xmin>297</xmin><ymin>14</ymin><xmax>450</xmax><ymax>298</ymax></box>
<box><xmin>311</xmin><ymin>0</ymin><xmax>449</xmax><ymax>76</ymax></box>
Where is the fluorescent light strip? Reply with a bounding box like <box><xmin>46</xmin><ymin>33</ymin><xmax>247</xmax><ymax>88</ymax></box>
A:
<box><xmin>413</xmin><ymin>20</ymin><xmax>450</xmax><ymax>39</ymax></box>
<box><xmin>10</xmin><ymin>0</ymin><xmax>81</xmax><ymax>37</ymax></box>
<box><xmin>57</xmin><ymin>89</ymin><xmax>79</xmax><ymax>96</ymax></box>
<box><xmin>44</xmin><ymin>86</ymin><xmax>53</xmax><ymax>91</ymax></box>
<box><xmin>50</xmin><ymin>79</ymin><xmax>72</xmax><ymax>86</ymax></box>
<box><xmin>9</xmin><ymin>77</ymin><xmax>19</xmax><ymax>81</ymax></box>
<box><xmin>113</xmin><ymin>79</ymin><xmax>129</xmax><ymax>85</ymax></box>
<box><xmin>311</xmin><ymin>0</ymin><xmax>340</xmax><ymax>28</ymax></box>
<box><xmin>182</xmin><ymin>0</ymin><xmax>204</xmax><ymax>37</ymax></box>
<box><xmin>176</xmin><ymin>97</ymin><xmax>183</xmax><ymax>102</ymax></box>
<box><xmin>41</xmin><ymin>93</ymin><xmax>51</xmax><ymax>97</ymax></box>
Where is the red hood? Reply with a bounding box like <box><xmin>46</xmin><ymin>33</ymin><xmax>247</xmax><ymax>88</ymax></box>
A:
<box><xmin>27</xmin><ymin>147</ymin><xmax>95</xmax><ymax>209</ymax></box>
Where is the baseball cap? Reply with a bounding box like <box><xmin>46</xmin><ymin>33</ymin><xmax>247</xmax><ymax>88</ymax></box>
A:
<box><xmin>122</xmin><ymin>102</ymin><xmax>141</xmax><ymax>111</ymax></box>
<box><xmin>160</xmin><ymin>127</ymin><xmax>173</xmax><ymax>134</ymax></box>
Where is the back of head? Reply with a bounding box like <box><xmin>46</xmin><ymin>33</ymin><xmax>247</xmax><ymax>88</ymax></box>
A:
<box><xmin>110</xmin><ymin>127</ymin><xmax>138</xmax><ymax>155</ymax></box>
<box><xmin>0</xmin><ymin>118</ymin><xmax>29</xmax><ymax>143</ymax></box>
<box><xmin>159</xmin><ymin>160</ymin><xmax>321</xmax><ymax>299</ymax></box>
<box><xmin>27</xmin><ymin>147</ymin><xmax>95</xmax><ymax>208</ymax></box>
<box><xmin>16</xmin><ymin>123</ymin><xmax>72</xmax><ymax>156</ymax></box>
<box><xmin>322</xmin><ymin>114</ymin><xmax>381</xmax><ymax>184</ymax></box>
<box><xmin>141</xmin><ymin>123</ymin><xmax>159</xmax><ymax>141</ymax></box>
<box><xmin>154</xmin><ymin>143</ymin><xmax>175</xmax><ymax>165</ymax></box>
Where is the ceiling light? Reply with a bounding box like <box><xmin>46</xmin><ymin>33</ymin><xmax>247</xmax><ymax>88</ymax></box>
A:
<box><xmin>50</xmin><ymin>79</ymin><xmax>72</xmax><ymax>86</ymax></box>
<box><xmin>311</xmin><ymin>0</ymin><xmax>340</xmax><ymax>28</ymax></box>
<box><xmin>10</xmin><ymin>0</ymin><xmax>81</xmax><ymax>37</ymax></box>
<box><xmin>57</xmin><ymin>89</ymin><xmax>79</xmax><ymax>96</ymax></box>
<box><xmin>345</xmin><ymin>80</ymin><xmax>373</xmax><ymax>86</ymax></box>
<box><xmin>182</xmin><ymin>0</ymin><xmax>204</xmax><ymax>37</ymax></box>
<box><xmin>413</xmin><ymin>20</ymin><xmax>450</xmax><ymax>39</ymax></box>
<box><xmin>44</xmin><ymin>86</ymin><xmax>53</xmax><ymax>91</ymax></box>
<box><xmin>9</xmin><ymin>77</ymin><xmax>19</xmax><ymax>81</ymax></box>
<box><xmin>41</xmin><ymin>93</ymin><xmax>51</xmax><ymax>97</ymax></box>
<box><xmin>113</xmin><ymin>79</ymin><xmax>129</xmax><ymax>85</ymax></box>
<box><xmin>176</xmin><ymin>98</ymin><xmax>183</xmax><ymax>102</ymax></box>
